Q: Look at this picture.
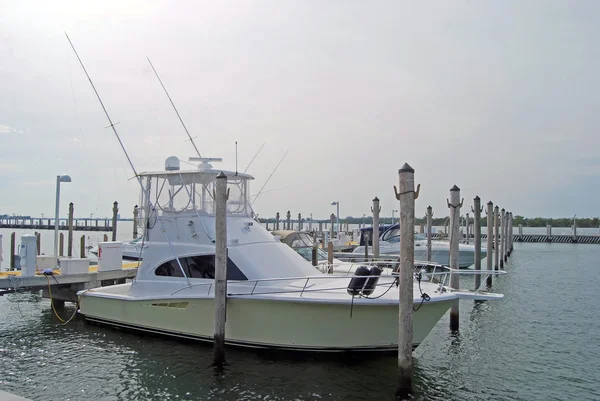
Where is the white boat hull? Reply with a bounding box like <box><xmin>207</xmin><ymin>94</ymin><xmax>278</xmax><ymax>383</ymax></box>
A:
<box><xmin>80</xmin><ymin>284</ymin><xmax>455</xmax><ymax>351</ymax></box>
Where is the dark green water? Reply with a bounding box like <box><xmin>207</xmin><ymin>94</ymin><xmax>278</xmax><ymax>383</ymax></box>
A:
<box><xmin>1</xmin><ymin>243</ymin><xmax>599</xmax><ymax>401</ymax></box>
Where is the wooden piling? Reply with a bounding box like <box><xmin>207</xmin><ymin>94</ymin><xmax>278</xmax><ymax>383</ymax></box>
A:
<box><xmin>68</xmin><ymin>203</ymin><xmax>74</xmax><ymax>257</ymax></box>
<box><xmin>327</xmin><ymin>241</ymin><xmax>333</xmax><ymax>270</ymax></box>
<box><xmin>275</xmin><ymin>212</ymin><xmax>280</xmax><ymax>230</ymax></box>
<box><xmin>35</xmin><ymin>232</ymin><xmax>41</xmax><ymax>255</ymax></box>
<box><xmin>448</xmin><ymin>185</ymin><xmax>461</xmax><ymax>331</ymax></box>
<box><xmin>10</xmin><ymin>232</ymin><xmax>15</xmax><ymax>270</ymax></box>
<box><xmin>213</xmin><ymin>171</ymin><xmax>228</xmax><ymax>365</ymax></box>
<box><xmin>80</xmin><ymin>235</ymin><xmax>85</xmax><ymax>257</ymax></box>
<box><xmin>508</xmin><ymin>213</ymin><xmax>514</xmax><ymax>254</ymax></box>
<box><xmin>426</xmin><ymin>206</ymin><xmax>432</xmax><ymax>262</ymax></box>
<box><xmin>312</xmin><ymin>232</ymin><xmax>318</xmax><ymax>267</ymax></box>
<box><xmin>133</xmin><ymin>205</ymin><xmax>139</xmax><ymax>239</ymax></box>
<box><xmin>103</xmin><ymin>234</ymin><xmax>108</xmax><ymax>242</ymax></box>
<box><xmin>473</xmin><ymin>197</ymin><xmax>482</xmax><ymax>289</ymax></box>
<box><xmin>329</xmin><ymin>213</ymin><xmax>335</xmax><ymax>239</ymax></box>
<box><xmin>286</xmin><ymin>211</ymin><xmax>291</xmax><ymax>230</ymax></box>
<box><xmin>372</xmin><ymin>197</ymin><xmax>380</xmax><ymax>259</ymax></box>
<box><xmin>364</xmin><ymin>232</ymin><xmax>370</xmax><ymax>262</ymax></box>
<box><xmin>572</xmin><ymin>216</ymin><xmax>577</xmax><ymax>242</ymax></box>
<box><xmin>318</xmin><ymin>221</ymin><xmax>322</xmax><ymax>233</ymax></box>
<box><xmin>298</xmin><ymin>213</ymin><xmax>302</xmax><ymax>231</ymax></box>
<box><xmin>486</xmin><ymin>201</ymin><xmax>493</xmax><ymax>286</ymax></box>
<box><xmin>494</xmin><ymin>206</ymin><xmax>499</xmax><ymax>271</ymax></box>
<box><xmin>500</xmin><ymin>209</ymin><xmax>506</xmax><ymax>264</ymax></box>
<box><xmin>465</xmin><ymin>213</ymin><xmax>470</xmax><ymax>244</ymax></box>
<box><xmin>112</xmin><ymin>201</ymin><xmax>119</xmax><ymax>241</ymax></box>
<box><xmin>396</xmin><ymin>163</ymin><xmax>415</xmax><ymax>398</ymax></box>
<box><xmin>59</xmin><ymin>233</ymin><xmax>64</xmax><ymax>257</ymax></box>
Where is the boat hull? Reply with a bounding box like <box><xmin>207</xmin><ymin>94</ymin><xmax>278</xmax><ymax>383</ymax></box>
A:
<box><xmin>80</xmin><ymin>289</ymin><xmax>455</xmax><ymax>351</ymax></box>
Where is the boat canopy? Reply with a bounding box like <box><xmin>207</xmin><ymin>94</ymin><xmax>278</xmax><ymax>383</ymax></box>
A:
<box><xmin>136</xmin><ymin>168</ymin><xmax>254</xmax><ymax>227</ymax></box>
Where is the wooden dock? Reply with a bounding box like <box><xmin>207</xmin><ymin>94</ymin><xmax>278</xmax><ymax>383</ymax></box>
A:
<box><xmin>0</xmin><ymin>218</ymin><xmax>113</xmax><ymax>232</ymax></box>
<box><xmin>0</xmin><ymin>262</ymin><xmax>138</xmax><ymax>304</ymax></box>
<box><xmin>432</xmin><ymin>233</ymin><xmax>600</xmax><ymax>244</ymax></box>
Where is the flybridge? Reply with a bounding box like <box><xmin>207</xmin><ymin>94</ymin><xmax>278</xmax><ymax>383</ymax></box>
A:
<box><xmin>137</xmin><ymin>157</ymin><xmax>254</xmax><ymax>226</ymax></box>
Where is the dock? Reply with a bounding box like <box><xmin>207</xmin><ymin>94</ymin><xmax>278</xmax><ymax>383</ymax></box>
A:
<box><xmin>0</xmin><ymin>262</ymin><xmax>138</xmax><ymax>304</ymax></box>
<box><xmin>0</xmin><ymin>217</ymin><xmax>113</xmax><ymax>232</ymax></box>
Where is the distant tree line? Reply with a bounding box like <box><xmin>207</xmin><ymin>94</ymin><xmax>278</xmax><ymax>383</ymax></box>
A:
<box><xmin>259</xmin><ymin>215</ymin><xmax>600</xmax><ymax>227</ymax></box>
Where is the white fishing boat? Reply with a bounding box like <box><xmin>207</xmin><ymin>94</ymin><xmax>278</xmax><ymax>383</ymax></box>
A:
<box><xmin>352</xmin><ymin>225</ymin><xmax>487</xmax><ymax>268</ymax></box>
<box><xmin>78</xmin><ymin>157</ymin><xmax>503</xmax><ymax>351</ymax></box>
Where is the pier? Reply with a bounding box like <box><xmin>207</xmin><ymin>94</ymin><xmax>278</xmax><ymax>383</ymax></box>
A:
<box><xmin>0</xmin><ymin>217</ymin><xmax>114</xmax><ymax>232</ymax></box>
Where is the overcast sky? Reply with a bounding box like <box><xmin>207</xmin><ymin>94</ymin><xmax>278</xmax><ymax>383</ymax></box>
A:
<box><xmin>1</xmin><ymin>0</ymin><xmax>598</xmax><ymax>220</ymax></box>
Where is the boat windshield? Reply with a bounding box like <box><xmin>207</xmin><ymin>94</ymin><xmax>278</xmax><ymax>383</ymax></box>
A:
<box><xmin>289</xmin><ymin>233</ymin><xmax>315</xmax><ymax>248</ymax></box>
<box><xmin>383</xmin><ymin>229</ymin><xmax>427</xmax><ymax>243</ymax></box>
<box><xmin>295</xmin><ymin>247</ymin><xmax>328</xmax><ymax>262</ymax></box>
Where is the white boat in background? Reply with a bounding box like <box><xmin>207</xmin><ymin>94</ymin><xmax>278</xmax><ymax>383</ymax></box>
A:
<box><xmin>79</xmin><ymin>156</ymin><xmax>503</xmax><ymax>352</ymax></box>
<box><xmin>352</xmin><ymin>225</ymin><xmax>487</xmax><ymax>268</ymax></box>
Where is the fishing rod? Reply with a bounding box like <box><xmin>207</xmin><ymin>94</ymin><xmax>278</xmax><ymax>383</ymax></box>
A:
<box><xmin>147</xmin><ymin>57</ymin><xmax>202</xmax><ymax>159</ymax></box>
<box><xmin>250</xmin><ymin>150</ymin><xmax>289</xmax><ymax>206</ymax></box>
<box><xmin>244</xmin><ymin>142</ymin><xmax>266</xmax><ymax>173</ymax></box>
<box><xmin>65</xmin><ymin>32</ymin><xmax>143</xmax><ymax>190</ymax></box>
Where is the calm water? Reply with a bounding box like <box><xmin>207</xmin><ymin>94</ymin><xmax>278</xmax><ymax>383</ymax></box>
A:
<box><xmin>1</xmin><ymin>239</ymin><xmax>600</xmax><ymax>400</ymax></box>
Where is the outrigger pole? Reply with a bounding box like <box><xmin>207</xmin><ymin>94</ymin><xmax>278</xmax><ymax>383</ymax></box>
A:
<box><xmin>146</xmin><ymin>57</ymin><xmax>202</xmax><ymax>159</ymax></box>
<box><xmin>65</xmin><ymin>32</ymin><xmax>143</xmax><ymax>190</ymax></box>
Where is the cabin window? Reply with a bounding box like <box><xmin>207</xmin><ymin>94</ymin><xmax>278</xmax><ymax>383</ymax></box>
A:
<box><xmin>154</xmin><ymin>255</ymin><xmax>247</xmax><ymax>280</ymax></box>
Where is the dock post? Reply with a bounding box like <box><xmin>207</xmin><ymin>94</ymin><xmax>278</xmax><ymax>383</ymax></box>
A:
<box><xmin>103</xmin><ymin>234</ymin><xmax>108</xmax><ymax>242</ymax></box>
<box><xmin>502</xmin><ymin>210</ymin><xmax>509</xmax><ymax>264</ymax></box>
<box><xmin>133</xmin><ymin>205</ymin><xmax>139</xmax><ymax>239</ymax></box>
<box><xmin>112</xmin><ymin>201</ymin><xmax>119</xmax><ymax>241</ymax></box>
<box><xmin>10</xmin><ymin>232</ymin><xmax>15</xmax><ymax>270</ymax></box>
<box><xmin>547</xmin><ymin>224</ymin><xmax>552</xmax><ymax>242</ymax></box>
<box><xmin>298</xmin><ymin>213</ymin><xmax>302</xmax><ymax>231</ymax></box>
<box><xmin>327</xmin><ymin>241</ymin><xmax>333</xmax><ymax>271</ymax></box>
<box><xmin>312</xmin><ymin>232</ymin><xmax>318</xmax><ymax>267</ymax></box>
<box><xmin>419</xmin><ymin>223</ymin><xmax>424</xmax><ymax>234</ymax></box>
<box><xmin>572</xmin><ymin>216</ymin><xmax>577</xmax><ymax>243</ymax></box>
<box><xmin>396</xmin><ymin>163</ymin><xmax>416</xmax><ymax>398</ymax></box>
<box><xmin>35</xmin><ymin>232</ymin><xmax>41</xmax><ymax>255</ymax></box>
<box><xmin>499</xmin><ymin>209</ymin><xmax>505</xmax><ymax>267</ymax></box>
<box><xmin>213</xmin><ymin>171</ymin><xmax>228</xmax><ymax>365</ymax></box>
<box><xmin>286</xmin><ymin>211</ymin><xmax>291</xmax><ymax>230</ymax></box>
<box><xmin>465</xmin><ymin>213</ymin><xmax>470</xmax><ymax>244</ymax></box>
<box><xmin>364</xmin><ymin>232</ymin><xmax>370</xmax><ymax>262</ymax></box>
<box><xmin>486</xmin><ymin>202</ymin><xmax>493</xmax><ymax>286</ymax></box>
<box><xmin>448</xmin><ymin>185</ymin><xmax>462</xmax><ymax>331</ymax></box>
<box><xmin>318</xmin><ymin>221</ymin><xmax>322</xmax><ymax>233</ymax></box>
<box><xmin>59</xmin><ymin>233</ymin><xmax>64</xmax><ymax>256</ymax></box>
<box><xmin>68</xmin><ymin>203</ymin><xmax>74</xmax><ymax>257</ymax></box>
<box><xmin>519</xmin><ymin>224</ymin><xmax>523</xmax><ymax>240</ymax></box>
<box><xmin>80</xmin><ymin>235</ymin><xmax>85</xmax><ymax>257</ymax></box>
<box><xmin>426</xmin><ymin>206</ymin><xmax>433</xmax><ymax>262</ymax></box>
<box><xmin>508</xmin><ymin>213</ymin><xmax>513</xmax><ymax>254</ymax></box>
<box><xmin>275</xmin><ymin>212</ymin><xmax>280</xmax><ymax>230</ymax></box>
<box><xmin>473</xmin><ymin>197</ymin><xmax>482</xmax><ymax>290</ymax></box>
<box><xmin>372</xmin><ymin>197</ymin><xmax>381</xmax><ymax>259</ymax></box>
<box><xmin>494</xmin><ymin>206</ymin><xmax>500</xmax><ymax>270</ymax></box>
<box><xmin>330</xmin><ymin>213</ymin><xmax>335</xmax><ymax>239</ymax></box>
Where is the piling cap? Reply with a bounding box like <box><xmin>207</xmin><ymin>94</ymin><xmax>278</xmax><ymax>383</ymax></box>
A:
<box><xmin>427</xmin><ymin>205</ymin><xmax>432</xmax><ymax>210</ymax></box>
<box><xmin>373</xmin><ymin>196</ymin><xmax>379</xmax><ymax>202</ymax></box>
<box><xmin>474</xmin><ymin>195</ymin><xmax>480</xmax><ymax>201</ymax></box>
<box><xmin>501</xmin><ymin>208</ymin><xmax>505</xmax><ymax>212</ymax></box>
<box><xmin>487</xmin><ymin>201</ymin><xmax>493</xmax><ymax>205</ymax></box>
<box><xmin>398</xmin><ymin>163</ymin><xmax>414</xmax><ymax>173</ymax></box>
<box><xmin>216</xmin><ymin>171</ymin><xmax>227</xmax><ymax>179</ymax></box>
<box><xmin>450</xmin><ymin>185</ymin><xmax>460</xmax><ymax>192</ymax></box>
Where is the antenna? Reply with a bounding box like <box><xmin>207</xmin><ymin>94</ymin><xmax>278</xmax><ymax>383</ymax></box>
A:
<box><xmin>250</xmin><ymin>150</ymin><xmax>289</xmax><ymax>206</ymax></box>
<box><xmin>65</xmin><ymin>32</ymin><xmax>143</xmax><ymax>190</ymax></box>
<box><xmin>235</xmin><ymin>141</ymin><xmax>238</xmax><ymax>176</ymax></box>
<box><xmin>244</xmin><ymin>142</ymin><xmax>266</xmax><ymax>173</ymax></box>
<box><xmin>147</xmin><ymin>57</ymin><xmax>202</xmax><ymax>158</ymax></box>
